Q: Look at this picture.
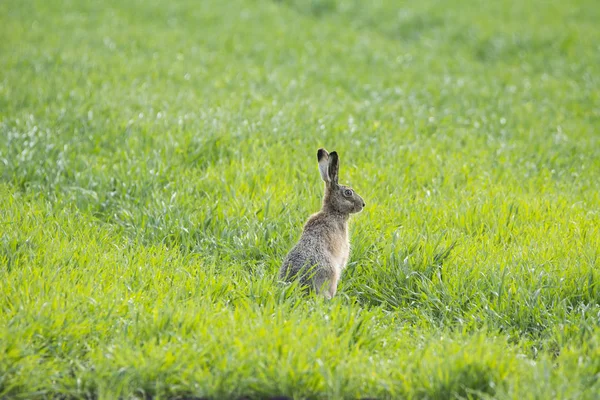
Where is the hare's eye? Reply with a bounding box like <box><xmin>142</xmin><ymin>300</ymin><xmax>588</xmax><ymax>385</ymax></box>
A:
<box><xmin>343</xmin><ymin>189</ymin><xmax>353</xmax><ymax>197</ymax></box>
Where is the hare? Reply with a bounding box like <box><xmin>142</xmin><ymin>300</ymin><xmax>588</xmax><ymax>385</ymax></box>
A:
<box><xmin>279</xmin><ymin>148</ymin><xmax>365</xmax><ymax>298</ymax></box>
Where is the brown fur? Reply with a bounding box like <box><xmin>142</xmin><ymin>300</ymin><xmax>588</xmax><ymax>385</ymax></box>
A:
<box><xmin>279</xmin><ymin>148</ymin><xmax>364</xmax><ymax>298</ymax></box>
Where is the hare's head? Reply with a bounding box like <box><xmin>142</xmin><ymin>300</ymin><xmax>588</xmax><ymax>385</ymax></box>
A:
<box><xmin>317</xmin><ymin>148</ymin><xmax>365</xmax><ymax>214</ymax></box>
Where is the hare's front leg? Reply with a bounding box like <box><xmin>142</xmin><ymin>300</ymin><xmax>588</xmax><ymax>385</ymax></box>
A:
<box><xmin>314</xmin><ymin>268</ymin><xmax>339</xmax><ymax>299</ymax></box>
<box><xmin>327</xmin><ymin>277</ymin><xmax>338</xmax><ymax>298</ymax></box>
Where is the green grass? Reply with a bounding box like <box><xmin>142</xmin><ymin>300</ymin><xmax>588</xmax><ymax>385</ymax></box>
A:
<box><xmin>1</xmin><ymin>0</ymin><xmax>600</xmax><ymax>398</ymax></box>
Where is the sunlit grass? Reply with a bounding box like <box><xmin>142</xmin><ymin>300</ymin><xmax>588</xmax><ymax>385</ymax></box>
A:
<box><xmin>1</xmin><ymin>0</ymin><xmax>600</xmax><ymax>398</ymax></box>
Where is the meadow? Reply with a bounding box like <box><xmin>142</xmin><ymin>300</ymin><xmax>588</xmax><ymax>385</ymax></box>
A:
<box><xmin>1</xmin><ymin>0</ymin><xmax>600</xmax><ymax>398</ymax></box>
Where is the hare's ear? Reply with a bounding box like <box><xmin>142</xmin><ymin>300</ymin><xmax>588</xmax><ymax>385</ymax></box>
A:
<box><xmin>317</xmin><ymin>148</ymin><xmax>330</xmax><ymax>182</ymax></box>
<box><xmin>328</xmin><ymin>151</ymin><xmax>339</xmax><ymax>184</ymax></box>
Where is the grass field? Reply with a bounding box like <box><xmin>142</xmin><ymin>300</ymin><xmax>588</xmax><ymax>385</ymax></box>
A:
<box><xmin>1</xmin><ymin>0</ymin><xmax>600</xmax><ymax>398</ymax></box>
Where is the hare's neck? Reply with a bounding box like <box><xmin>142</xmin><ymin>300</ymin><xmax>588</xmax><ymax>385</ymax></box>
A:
<box><xmin>321</xmin><ymin>207</ymin><xmax>349</xmax><ymax>226</ymax></box>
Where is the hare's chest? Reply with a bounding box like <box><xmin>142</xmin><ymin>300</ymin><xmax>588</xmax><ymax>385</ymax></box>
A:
<box><xmin>328</xmin><ymin>235</ymin><xmax>350</xmax><ymax>271</ymax></box>
<box><xmin>338</xmin><ymin>240</ymin><xmax>350</xmax><ymax>269</ymax></box>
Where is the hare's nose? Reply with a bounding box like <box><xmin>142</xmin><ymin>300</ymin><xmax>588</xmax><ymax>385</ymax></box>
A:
<box><xmin>362</xmin><ymin>202</ymin><xmax>366</xmax><ymax>207</ymax></box>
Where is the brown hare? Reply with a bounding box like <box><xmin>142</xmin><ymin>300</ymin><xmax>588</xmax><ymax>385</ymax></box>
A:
<box><xmin>279</xmin><ymin>148</ymin><xmax>365</xmax><ymax>298</ymax></box>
